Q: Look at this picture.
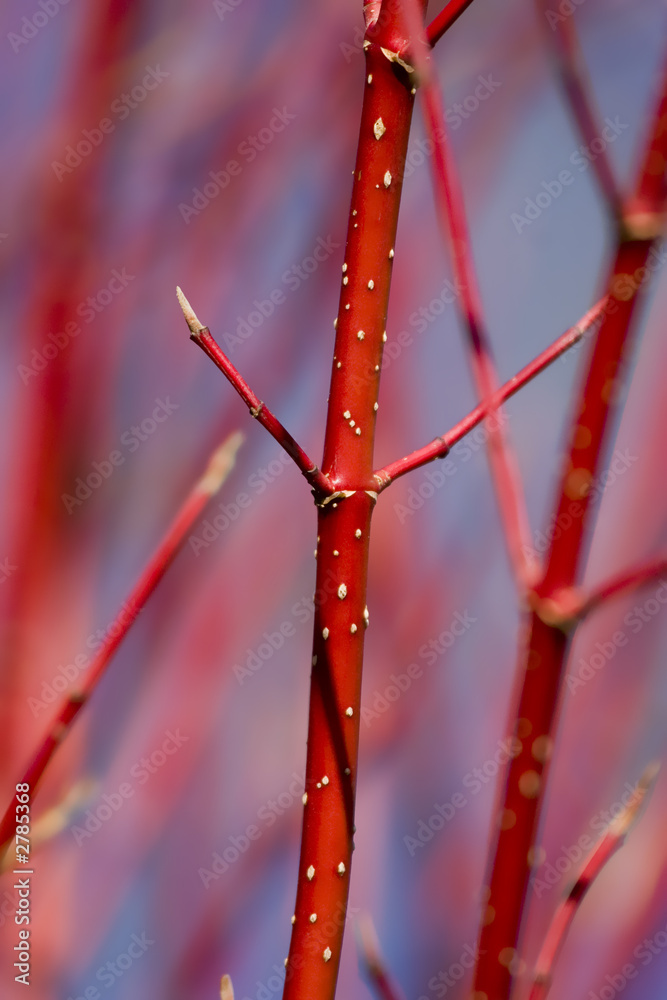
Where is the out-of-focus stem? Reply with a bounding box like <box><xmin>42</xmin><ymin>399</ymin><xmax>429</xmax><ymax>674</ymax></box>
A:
<box><xmin>0</xmin><ymin>434</ymin><xmax>243</xmax><ymax>861</ymax></box>
<box><xmin>529</xmin><ymin>764</ymin><xmax>658</xmax><ymax>1000</ymax></box>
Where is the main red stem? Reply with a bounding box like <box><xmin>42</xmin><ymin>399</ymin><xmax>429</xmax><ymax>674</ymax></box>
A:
<box><xmin>282</xmin><ymin>5</ymin><xmax>426</xmax><ymax>998</ymax></box>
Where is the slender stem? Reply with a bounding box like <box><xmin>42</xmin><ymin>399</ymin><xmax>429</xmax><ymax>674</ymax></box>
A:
<box><xmin>356</xmin><ymin>915</ymin><xmax>407</xmax><ymax>1000</ymax></box>
<box><xmin>177</xmin><ymin>287</ymin><xmax>332</xmax><ymax>499</ymax></box>
<box><xmin>427</xmin><ymin>0</ymin><xmax>477</xmax><ymax>48</ymax></box>
<box><xmin>0</xmin><ymin>433</ymin><xmax>243</xmax><ymax>861</ymax></box>
<box><xmin>374</xmin><ymin>296</ymin><xmax>607</xmax><ymax>489</ymax></box>
<box><xmin>529</xmin><ymin>764</ymin><xmax>658</xmax><ymax>1000</ymax></box>
<box><xmin>572</xmin><ymin>558</ymin><xmax>667</xmax><ymax>621</ymax></box>
<box><xmin>472</xmin><ymin>48</ymin><xmax>667</xmax><ymax>1000</ymax></box>
<box><xmin>536</xmin><ymin>1</ymin><xmax>622</xmax><ymax>216</ymax></box>
<box><xmin>402</xmin><ymin>0</ymin><xmax>537</xmax><ymax>589</ymax></box>
<box><xmin>282</xmin><ymin>5</ymin><xmax>427</xmax><ymax>998</ymax></box>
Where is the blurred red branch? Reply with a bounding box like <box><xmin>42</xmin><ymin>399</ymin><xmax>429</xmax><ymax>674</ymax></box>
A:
<box><xmin>0</xmin><ymin>434</ymin><xmax>243</xmax><ymax>862</ymax></box>
<box><xmin>536</xmin><ymin>0</ymin><xmax>622</xmax><ymax>216</ymax></box>
<box><xmin>572</xmin><ymin>558</ymin><xmax>667</xmax><ymax>621</ymax></box>
<box><xmin>402</xmin><ymin>0</ymin><xmax>537</xmax><ymax>590</ymax></box>
<box><xmin>356</xmin><ymin>915</ymin><xmax>407</xmax><ymax>1000</ymax></box>
<box><xmin>472</xmin><ymin>47</ymin><xmax>667</xmax><ymax>1000</ymax></box>
<box><xmin>528</xmin><ymin>764</ymin><xmax>658</xmax><ymax>1000</ymax></box>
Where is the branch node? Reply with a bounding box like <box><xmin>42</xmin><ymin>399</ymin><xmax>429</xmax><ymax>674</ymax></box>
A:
<box><xmin>528</xmin><ymin>587</ymin><xmax>581</xmax><ymax>631</ymax></box>
<box><xmin>618</xmin><ymin>204</ymin><xmax>666</xmax><ymax>242</ymax></box>
<box><xmin>315</xmin><ymin>490</ymin><xmax>357</xmax><ymax>509</ymax></box>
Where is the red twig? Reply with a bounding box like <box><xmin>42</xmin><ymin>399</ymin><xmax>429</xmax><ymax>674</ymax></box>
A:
<box><xmin>472</xmin><ymin>47</ymin><xmax>667</xmax><ymax>1000</ymax></box>
<box><xmin>536</xmin><ymin>0</ymin><xmax>622</xmax><ymax>215</ymax></box>
<box><xmin>177</xmin><ymin>287</ymin><xmax>331</xmax><ymax>500</ymax></box>
<box><xmin>426</xmin><ymin>0</ymin><xmax>477</xmax><ymax>48</ymax></box>
<box><xmin>0</xmin><ymin>433</ymin><xmax>243</xmax><ymax>860</ymax></box>
<box><xmin>281</xmin><ymin>4</ymin><xmax>427</xmax><ymax>998</ymax></box>
<box><xmin>529</xmin><ymin>764</ymin><xmax>659</xmax><ymax>1000</ymax></box>
<box><xmin>356</xmin><ymin>915</ymin><xmax>407</xmax><ymax>1000</ymax></box>
<box><xmin>401</xmin><ymin>0</ymin><xmax>537</xmax><ymax>589</ymax></box>
<box><xmin>373</xmin><ymin>296</ymin><xmax>607</xmax><ymax>490</ymax></box>
<box><xmin>572</xmin><ymin>558</ymin><xmax>667</xmax><ymax>621</ymax></box>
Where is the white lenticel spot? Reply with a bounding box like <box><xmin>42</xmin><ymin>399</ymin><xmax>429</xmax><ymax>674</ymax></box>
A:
<box><xmin>322</xmin><ymin>628</ymin><xmax>329</xmax><ymax>639</ymax></box>
<box><xmin>307</xmin><ymin>865</ymin><xmax>315</xmax><ymax>880</ymax></box>
<box><xmin>374</xmin><ymin>118</ymin><xmax>386</xmax><ymax>140</ymax></box>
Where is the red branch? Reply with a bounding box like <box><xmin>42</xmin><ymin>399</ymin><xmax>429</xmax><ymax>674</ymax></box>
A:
<box><xmin>401</xmin><ymin>0</ymin><xmax>536</xmax><ymax>588</ymax></box>
<box><xmin>536</xmin><ymin>1</ymin><xmax>622</xmax><ymax>215</ymax></box>
<box><xmin>472</xmin><ymin>47</ymin><xmax>667</xmax><ymax>1000</ymax></box>
<box><xmin>281</xmin><ymin>4</ymin><xmax>427</xmax><ymax>998</ymax></box>
<box><xmin>0</xmin><ymin>433</ymin><xmax>243</xmax><ymax>861</ymax></box>
<box><xmin>177</xmin><ymin>287</ymin><xmax>331</xmax><ymax>500</ymax></box>
<box><xmin>529</xmin><ymin>764</ymin><xmax>658</xmax><ymax>1000</ymax></box>
<box><xmin>426</xmin><ymin>0</ymin><xmax>477</xmax><ymax>48</ymax></box>
<box><xmin>572</xmin><ymin>557</ymin><xmax>667</xmax><ymax>621</ymax></box>
<box><xmin>356</xmin><ymin>915</ymin><xmax>407</xmax><ymax>1000</ymax></box>
<box><xmin>373</xmin><ymin>297</ymin><xmax>607</xmax><ymax>489</ymax></box>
